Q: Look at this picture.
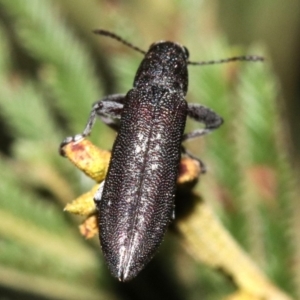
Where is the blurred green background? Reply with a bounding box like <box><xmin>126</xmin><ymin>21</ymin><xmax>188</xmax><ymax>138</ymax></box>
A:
<box><xmin>0</xmin><ymin>0</ymin><xmax>299</xmax><ymax>299</ymax></box>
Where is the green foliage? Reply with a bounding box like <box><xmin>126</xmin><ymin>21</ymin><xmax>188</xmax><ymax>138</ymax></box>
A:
<box><xmin>0</xmin><ymin>0</ymin><xmax>298</xmax><ymax>299</ymax></box>
<box><xmin>1</xmin><ymin>0</ymin><xmax>102</xmax><ymax>133</ymax></box>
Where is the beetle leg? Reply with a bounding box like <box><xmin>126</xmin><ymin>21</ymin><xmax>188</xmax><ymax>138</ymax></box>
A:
<box><xmin>83</xmin><ymin>94</ymin><xmax>126</xmax><ymax>135</ymax></box>
<box><xmin>182</xmin><ymin>104</ymin><xmax>223</xmax><ymax>141</ymax></box>
<box><xmin>181</xmin><ymin>146</ymin><xmax>207</xmax><ymax>173</ymax></box>
<box><xmin>181</xmin><ymin>104</ymin><xmax>223</xmax><ymax>173</ymax></box>
<box><xmin>60</xmin><ymin>94</ymin><xmax>125</xmax><ymax>150</ymax></box>
<box><xmin>94</xmin><ymin>181</ymin><xmax>105</xmax><ymax>207</ymax></box>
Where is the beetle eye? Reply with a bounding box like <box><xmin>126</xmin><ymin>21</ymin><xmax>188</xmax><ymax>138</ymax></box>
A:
<box><xmin>183</xmin><ymin>46</ymin><xmax>189</xmax><ymax>59</ymax></box>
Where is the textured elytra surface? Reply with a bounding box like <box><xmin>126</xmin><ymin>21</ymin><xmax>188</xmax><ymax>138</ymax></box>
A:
<box><xmin>99</xmin><ymin>88</ymin><xmax>187</xmax><ymax>281</ymax></box>
<box><xmin>97</xmin><ymin>42</ymin><xmax>189</xmax><ymax>281</ymax></box>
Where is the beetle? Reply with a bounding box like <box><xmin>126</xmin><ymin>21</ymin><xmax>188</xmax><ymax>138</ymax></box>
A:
<box><xmin>60</xmin><ymin>30</ymin><xmax>263</xmax><ymax>281</ymax></box>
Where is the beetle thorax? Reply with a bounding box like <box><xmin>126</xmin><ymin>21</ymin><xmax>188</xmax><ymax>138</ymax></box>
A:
<box><xmin>133</xmin><ymin>41</ymin><xmax>189</xmax><ymax>95</ymax></box>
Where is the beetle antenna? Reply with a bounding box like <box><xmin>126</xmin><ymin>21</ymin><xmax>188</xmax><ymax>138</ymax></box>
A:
<box><xmin>188</xmin><ymin>55</ymin><xmax>264</xmax><ymax>66</ymax></box>
<box><xmin>93</xmin><ymin>29</ymin><xmax>147</xmax><ymax>55</ymax></box>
